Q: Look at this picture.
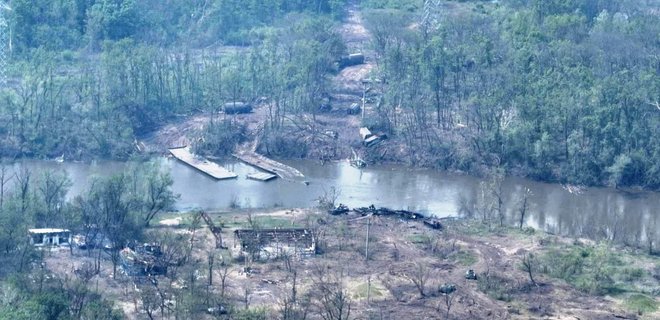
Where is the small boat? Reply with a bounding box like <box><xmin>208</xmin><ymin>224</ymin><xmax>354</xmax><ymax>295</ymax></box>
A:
<box><xmin>54</xmin><ymin>154</ymin><xmax>64</xmax><ymax>163</ymax></box>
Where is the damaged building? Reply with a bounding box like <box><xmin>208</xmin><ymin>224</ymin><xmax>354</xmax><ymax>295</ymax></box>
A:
<box><xmin>29</xmin><ymin>228</ymin><xmax>71</xmax><ymax>247</ymax></box>
<box><xmin>233</xmin><ymin>228</ymin><xmax>316</xmax><ymax>260</ymax></box>
<box><xmin>120</xmin><ymin>243</ymin><xmax>168</xmax><ymax>277</ymax></box>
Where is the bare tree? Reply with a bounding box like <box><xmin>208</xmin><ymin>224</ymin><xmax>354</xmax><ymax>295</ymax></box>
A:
<box><xmin>0</xmin><ymin>163</ymin><xmax>13</xmax><ymax>209</ymax></box>
<box><xmin>521</xmin><ymin>252</ymin><xmax>538</xmax><ymax>287</ymax></box>
<box><xmin>207</xmin><ymin>252</ymin><xmax>215</xmax><ymax>286</ymax></box>
<box><xmin>312</xmin><ymin>265</ymin><xmax>352</xmax><ymax>320</ymax></box>
<box><xmin>243</xmin><ymin>283</ymin><xmax>252</xmax><ymax>310</ymax></box>
<box><xmin>280</xmin><ymin>270</ymin><xmax>310</xmax><ymax>320</ymax></box>
<box><xmin>15</xmin><ymin>167</ymin><xmax>31</xmax><ymax>217</ymax></box>
<box><xmin>36</xmin><ymin>170</ymin><xmax>71</xmax><ymax>227</ymax></box>
<box><xmin>154</xmin><ymin>231</ymin><xmax>188</xmax><ymax>280</ymax></box>
<box><xmin>69</xmin><ymin>262</ymin><xmax>99</xmax><ymax>317</ymax></box>
<box><xmin>188</xmin><ymin>212</ymin><xmax>202</xmax><ymax>254</ymax></box>
<box><xmin>246</xmin><ymin>211</ymin><xmax>260</xmax><ymax>229</ymax></box>
<box><xmin>219</xmin><ymin>262</ymin><xmax>230</xmax><ymax>298</ymax></box>
<box><xmin>456</xmin><ymin>193</ymin><xmax>475</xmax><ymax>219</ymax></box>
<box><xmin>138</xmin><ymin>282</ymin><xmax>161</xmax><ymax>320</ymax></box>
<box><xmin>316</xmin><ymin>186</ymin><xmax>341</xmax><ymax>210</ymax></box>
<box><xmin>422</xmin><ymin>232</ymin><xmax>440</xmax><ymax>254</ymax></box>
<box><xmin>140</xmin><ymin>165</ymin><xmax>178</xmax><ymax>227</ymax></box>
<box><xmin>517</xmin><ymin>187</ymin><xmax>532</xmax><ymax>229</ymax></box>
<box><xmin>645</xmin><ymin>215</ymin><xmax>657</xmax><ymax>255</ymax></box>
<box><xmin>490</xmin><ymin>169</ymin><xmax>505</xmax><ymax>228</ymax></box>
<box><xmin>439</xmin><ymin>289</ymin><xmax>456</xmax><ymax>320</ymax></box>
<box><xmin>408</xmin><ymin>262</ymin><xmax>431</xmax><ymax>298</ymax></box>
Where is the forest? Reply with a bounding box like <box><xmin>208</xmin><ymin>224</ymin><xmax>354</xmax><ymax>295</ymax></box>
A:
<box><xmin>0</xmin><ymin>0</ymin><xmax>658</xmax><ymax>189</ymax></box>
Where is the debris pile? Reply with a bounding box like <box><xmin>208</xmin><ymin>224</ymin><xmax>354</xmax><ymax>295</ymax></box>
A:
<box><xmin>120</xmin><ymin>243</ymin><xmax>167</xmax><ymax>276</ymax></box>
<box><xmin>328</xmin><ymin>204</ymin><xmax>444</xmax><ymax>230</ymax></box>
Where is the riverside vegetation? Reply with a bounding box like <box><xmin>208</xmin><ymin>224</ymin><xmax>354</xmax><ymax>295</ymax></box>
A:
<box><xmin>0</xmin><ymin>0</ymin><xmax>657</xmax><ymax>319</ymax></box>
<box><xmin>0</xmin><ymin>0</ymin><xmax>658</xmax><ymax>189</ymax></box>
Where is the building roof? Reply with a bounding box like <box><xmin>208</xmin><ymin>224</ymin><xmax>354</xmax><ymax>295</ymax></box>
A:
<box><xmin>28</xmin><ymin>228</ymin><xmax>70</xmax><ymax>234</ymax></box>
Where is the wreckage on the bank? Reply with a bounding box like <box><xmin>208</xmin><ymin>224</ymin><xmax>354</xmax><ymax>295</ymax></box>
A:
<box><xmin>233</xmin><ymin>228</ymin><xmax>316</xmax><ymax>260</ymax></box>
<box><xmin>339</xmin><ymin>53</ymin><xmax>365</xmax><ymax>69</ymax></box>
<box><xmin>329</xmin><ymin>205</ymin><xmax>443</xmax><ymax>230</ymax></box>
<box><xmin>359</xmin><ymin>127</ymin><xmax>386</xmax><ymax>147</ymax></box>
<box><xmin>120</xmin><ymin>243</ymin><xmax>168</xmax><ymax>276</ymax></box>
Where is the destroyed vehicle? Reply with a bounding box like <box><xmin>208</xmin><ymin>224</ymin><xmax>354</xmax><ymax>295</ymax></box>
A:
<box><xmin>361</xmin><ymin>77</ymin><xmax>383</xmax><ymax>84</ymax></box>
<box><xmin>329</xmin><ymin>204</ymin><xmax>350</xmax><ymax>215</ymax></box>
<box><xmin>439</xmin><ymin>283</ymin><xmax>457</xmax><ymax>295</ymax></box>
<box><xmin>319</xmin><ymin>103</ymin><xmax>332</xmax><ymax>113</ymax></box>
<box><xmin>339</xmin><ymin>53</ymin><xmax>365</xmax><ymax>69</ymax></box>
<box><xmin>325</xmin><ymin>130</ymin><xmax>339</xmax><ymax>139</ymax></box>
<box><xmin>465</xmin><ymin>269</ymin><xmax>477</xmax><ymax>280</ymax></box>
<box><xmin>423</xmin><ymin>219</ymin><xmax>443</xmax><ymax>230</ymax></box>
<box><xmin>359</xmin><ymin>127</ymin><xmax>386</xmax><ymax>147</ymax></box>
<box><xmin>223</xmin><ymin>102</ymin><xmax>253</xmax><ymax>114</ymax></box>
<box><xmin>73</xmin><ymin>233</ymin><xmax>112</xmax><ymax>250</ymax></box>
<box><xmin>120</xmin><ymin>245</ymin><xmax>167</xmax><ymax>276</ymax></box>
<box><xmin>347</xmin><ymin>103</ymin><xmax>361</xmax><ymax>115</ymax></box>
<box><xmin>207</xmin><ymin>305</ymin><xmax>229</xmax><ymax>316</ymax></box>
<box><xmin>134</xmin><ymin>243</ymin><xmax>162</xmax><ymax>256</ymax></box>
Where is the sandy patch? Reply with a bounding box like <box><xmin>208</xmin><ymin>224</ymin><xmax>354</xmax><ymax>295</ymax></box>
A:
<box><xmin>160</xmin><ymin>217</ymin><xmax>183</xmax><ymax>226</ymax></box>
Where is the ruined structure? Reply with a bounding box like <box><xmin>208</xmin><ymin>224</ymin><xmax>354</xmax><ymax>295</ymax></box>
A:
<box><xmin>29</xmin><ymin>228</ymin><xmax>71</xmax><ymax>247</ymax></box>
<box><xmin>233</xmin><ymin>228</ymin><xmax>315</xmax><ymax>260</ymax></box>
<box><xmin>120</xmin><ymin>243</ymin><xmax>167</xmax><ymax>276</ymax></box>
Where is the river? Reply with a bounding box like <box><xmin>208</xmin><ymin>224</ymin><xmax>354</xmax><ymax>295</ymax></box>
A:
<box><xmin>13</xmin><ymin>158</ymin><xmax>660</xmax><ymax>242</ymax></box>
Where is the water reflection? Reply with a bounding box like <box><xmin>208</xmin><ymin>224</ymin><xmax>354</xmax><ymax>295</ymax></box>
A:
<box><xmin>10</xmin><ymin>158</ymin><xmax>659</xmax><ymax>243</ymax></box>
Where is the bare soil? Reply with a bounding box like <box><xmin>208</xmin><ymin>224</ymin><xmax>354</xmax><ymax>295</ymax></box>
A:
<box><xmin>44</xmin><ymin>209</ymin><xmax>658</xmax><ymax>319</ymax></box>
<box><xmin>139</xmin><ymin>1</ymin><xmax>379</xmax><ymax>163</ymax></box>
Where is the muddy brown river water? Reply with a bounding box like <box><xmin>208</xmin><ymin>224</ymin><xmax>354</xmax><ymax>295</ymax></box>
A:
<box><xmin>15</xmin><ymin>158</ymin><xmax>660</xmax><ymax>242</ymax></box>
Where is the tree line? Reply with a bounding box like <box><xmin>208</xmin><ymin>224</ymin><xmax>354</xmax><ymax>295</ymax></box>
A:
<box><xmin>362</xmin><ymin>0</ymin><xmax>659</xmax><ymax>188</ymax></box>
<box><xmin>1</xmin><ymin>1</ymin><xmax>346</xmax><ymax>160</ymax></box>
<box><xmin>7</xmin><ymin>0</ymin><xmax>347</xmax><ymax>52</ymax></box>
<box><xmin>1</xmin><ymin>0</ymin><xmax>657</xmax><ymax>191</ymax></box>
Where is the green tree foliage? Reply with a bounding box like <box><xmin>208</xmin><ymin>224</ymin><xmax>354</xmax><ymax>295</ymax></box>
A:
<box><xmin>6</xmin><ymin>0</ymin><xmax>347</xmax><ymax>51</ymax></box>
<box><xmin>0</xmin><ymin>273</ymin><xmax>123</xmax><ymax>320</ymax></box>
<box><xmin>194</xmin><ymin>118</ymin><xmax>247</xmax><ymax>157</ymax></box>
<box><xmin>1</xmin><ymin>0</ymin><xmax>657</xmax><ymax>190</ymax></box>
<box><xmin>0</xmin><ymin>0</ymin><xmax>344</xmax><ymax>159</ymax></box>
<box><xmin>363</xmin><ymin>0</ymin><xmax>660</xmax><ymax>188</ymax></box>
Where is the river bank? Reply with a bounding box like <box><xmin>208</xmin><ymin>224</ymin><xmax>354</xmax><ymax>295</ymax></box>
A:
<box><xmin>8</xmin><ymin>157</ymin><xmax>660</xmax><ymax>251</ymax></box>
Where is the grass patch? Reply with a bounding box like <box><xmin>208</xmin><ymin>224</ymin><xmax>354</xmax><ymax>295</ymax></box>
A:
<box><xmin>157</xmin><ymin>212</ymin><xmax>194</xmax><ymax>227</ymax></box>
<box><xmin>539</xmin><ymin>244</ymin><xmax>652</xmax><ymax>296</ymax></box>
<box><xmin>454</xmin><ymin>221</ymin><xmax>491</xmax><ymax>236</ymax></box>
<box><xmin>244</xmin><ymin>216</ymin><xmax>299</xmax><ymax>229</ymax></box>
<box><xmin>453</xmin><ymin>250</ymin><xmax>478</xmax><ymax>266</ymax></box>
<box><xmin>477</xmin><ymin>273</ymin><xmax>513</xmax><ymax>302</ymax></box>
<box><xmin>407</xmin><ymin>234</ymin><xmax>430</xmax><ymax>244</ymax></box>
<box><xmin>624</xmin><ymin>294</ymin><xmax>658</xmax><ymax>314</ymax></box>
<box><xmin>352</xmin><ymin>282</ymin><xmax>384</xmax><ymax>299</ymax></box>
